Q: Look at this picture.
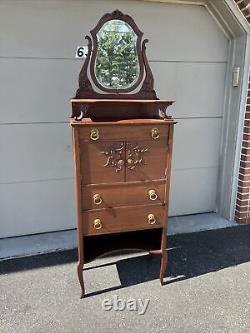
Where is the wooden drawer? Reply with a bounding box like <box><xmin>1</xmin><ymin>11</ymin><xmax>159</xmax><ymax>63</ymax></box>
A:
<box><xmin>82</xmin><ymin>181</ymin><xmax>166</xmax><ymax>210</ymax></box>
<box><xmin>79</xmin><ymin>124</ymin><xmax>169</xmax><ymax>142</ymax></box>
<box><xmin>82</xmin><ymin>204</ymin><xmax>166</xmax><ymax>236</ymax></box>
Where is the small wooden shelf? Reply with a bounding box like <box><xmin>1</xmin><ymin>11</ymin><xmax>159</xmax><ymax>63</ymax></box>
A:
<box><xmin>70</xmin><ymin>117</ymin><xmax>176</xmax><ymax>125</ymax></box>
<box><xmin>70</xmin><ymin>99</ymin><xmax>175</xmax><ymax>121</ymax></box>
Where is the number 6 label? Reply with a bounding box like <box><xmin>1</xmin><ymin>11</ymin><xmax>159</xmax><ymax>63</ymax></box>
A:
<box><xmin>75</xmin><ymin>46</ymin><xmax>88</xmax><ymax>58</ymax></box>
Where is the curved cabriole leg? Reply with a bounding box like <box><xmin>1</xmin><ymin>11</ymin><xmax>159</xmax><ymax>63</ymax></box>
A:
<box><xmin>160</xmin><ymin>250</ymin><xmax>168</xmax><ymax>285</ymax></box>
<box><xmin>77</xmin><ymin>261</ymin><xmax>85</xmax><ymax>298</ymax></box>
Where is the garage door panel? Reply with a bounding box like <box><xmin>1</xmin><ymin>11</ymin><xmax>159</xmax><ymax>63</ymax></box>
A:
<box><xmin>0</xmin><ymin>0</ymin><xmax>95</xmax><ymax>59</ymax></box>
<box><xmin>0</xmin><ymin>60</ymin><xmax>226</xmax><ymax>123</ymax></box>
<box><xmin>137</xmin><ymin>4</ymin><xmax>228</xmax><ymax>62</ymax></box>
<box><xmin>0</xmin><ymin>179</ymin><xmax>75</xmax><ymax>238</ymax></box>
<box><xmin>169</xmin><ymin>168</ymin><xmax>218</xmax><ymax>216</ymax></box>
<box><xmin>0</xmin><ymin>124</ymin><xmax>73</xmax><ymax>183</ymax></box>
<box><xmin>0</xmin><ymin>59</ymin><xmax>81</xmax><ymax>123</ymax></box>
<box><xmin>152</xmin><ymin>62</ymin><xmax>227</xmax><ymax>118</ymax></box>
<box><xmin>172</xmin><ymin>118</ymin><xmax>222</xmax><ymax>170</ymax></box>
<box><xmin>0</xmin><ymin>1</ymin><xmax>228</xmax><ymax>62</ymax></box>
<box><xmin>0</xmin><ymin>0</ymin><xmax>228</xmax><ymax>237</ymax></box>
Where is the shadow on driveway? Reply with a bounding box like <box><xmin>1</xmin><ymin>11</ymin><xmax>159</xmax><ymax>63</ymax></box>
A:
<box><xmin>1</xmin><ymin>225</ymin><xmax>249</xmax><ymax>297</ymax></box>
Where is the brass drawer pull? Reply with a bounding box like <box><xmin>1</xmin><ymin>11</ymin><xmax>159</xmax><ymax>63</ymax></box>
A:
<box><xmin>93</xmin><ymin>194</ymin><xmax>102</xmax><ymax>205</ymax></box>
<box><xmin>151</xmin><ymin>127</ymin><xmax>160</xmax><ymax>140</ymax></box>
<box><xmin>148</xmin><ymin>214</ymin><xmax>156</xmax><ymax>225</ymax></box>
<box><xmin>90</xmin><ymin>128</ymin><xmax>99</xmax><ymax>141</ymax></box>
<box><xmin>93</xmin><ymin>218</ymin><xmax>102</xmax><ymax>230</ymax></box>
<box><xmin>148</xmin><ymin>189</ymin><xmax>158</xmax><ymax>201</ymax></box>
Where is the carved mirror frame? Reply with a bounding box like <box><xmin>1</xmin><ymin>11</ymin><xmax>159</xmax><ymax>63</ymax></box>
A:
<box><xmin>75</xmin><ymin>10</ymin><xmax>157</xmax><ymax>100</ymax></box>
<box><xmin>89</xmin><ymin>11</ymin><xmax>144</xmax><ymax>93</ymax></box>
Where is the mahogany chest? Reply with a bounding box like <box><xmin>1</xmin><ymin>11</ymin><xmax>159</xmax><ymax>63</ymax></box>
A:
<box><xmin>69</xmin><ymin>10</ymin><xmax>176</xmax><ymax>297</ymax></box>
<box><xmin>71</xmin><ymin>115</ymin><xmax>175</xmax><ymax>297</ymax></box>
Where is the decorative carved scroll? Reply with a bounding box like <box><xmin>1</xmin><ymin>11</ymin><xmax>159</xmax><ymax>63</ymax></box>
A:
<box><xmin>140</xmin><ymin>39</ymin><xmax>157</xmax><ymax>99</ymax></box>
<box><xmin>158</xmin><ymin>102</ymin><xmax>173</xmax><ymax>120</ymax></box>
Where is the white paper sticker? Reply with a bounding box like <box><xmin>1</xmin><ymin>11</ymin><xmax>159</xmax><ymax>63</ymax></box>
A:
<box><xmin>75</xmin><ymin>46</ymin><xmax>88</xmax><ymax>58</ymax></box>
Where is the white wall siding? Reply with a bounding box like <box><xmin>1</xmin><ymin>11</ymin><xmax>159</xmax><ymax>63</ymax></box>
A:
<box><xmin>0</xmin><ymin>180</ymin><xmax>75</xmax><ymax>237</ymax></box>
<box><xmin>170</xmin><ymin>168</ymin><xmax>218</xmax><ymax>216</ymax></box>
<box><xmin>0</xmin><ymin>59</ymin><xmax>81</xmax><ymax>123</ymax></box>
<box><xmin>0</xmin><ymin>124</ymin><xmax>72</xmax><ymax>182</ymax></box>
<box><xmin>0</xmin><ymin>1</ymin><xmax>228</xmax><ymax>61</ymax></box>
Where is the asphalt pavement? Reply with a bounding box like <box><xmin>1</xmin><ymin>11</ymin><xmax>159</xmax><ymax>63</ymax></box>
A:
<box><xmin>0</xmin><ymin>226</ymin><xmax>250</xmax><ymax>333</ymax></box>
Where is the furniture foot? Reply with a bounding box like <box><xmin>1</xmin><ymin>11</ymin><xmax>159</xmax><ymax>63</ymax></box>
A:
<box><xmin>77</xmin><ymin>262</ymin><xmax>85</xmax><ymax>298</ymax></box>
<box><xmin>160</xmin><ymin>249</ymin><xmax>168</xmax><ymax>285</ymax></box>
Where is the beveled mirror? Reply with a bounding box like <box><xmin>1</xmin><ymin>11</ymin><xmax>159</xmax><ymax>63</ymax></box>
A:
<box><xmin>75</xmin><ymin>10</ymin><xmax>157</xmax><ymax>100</ymax></box>
<box><xmin>90</xmin><ymin>16</ymin><xmax>144</xmax><ymax>93</ymax></box>
<box><xmin>94</xmin><ymin>19</ymin><xmax>140</xmax><ymax>90</ymax></box>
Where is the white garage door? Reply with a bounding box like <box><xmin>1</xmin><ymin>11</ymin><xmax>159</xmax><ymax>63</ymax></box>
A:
<box><xmin>0</xmin><ymin>0</ymin><xmax>228</xmax><ymax>237</ymax></box>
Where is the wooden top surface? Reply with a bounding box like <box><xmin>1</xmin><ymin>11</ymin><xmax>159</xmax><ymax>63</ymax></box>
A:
<box><xmin>71</xmin><ymin>99</ymin><xmax>174</xmax><ymax>104</ymax></box>
<box><xmin>69</xmin><ymin>117</ymin><xmax>177</xmax><ymax>126</ymax></box>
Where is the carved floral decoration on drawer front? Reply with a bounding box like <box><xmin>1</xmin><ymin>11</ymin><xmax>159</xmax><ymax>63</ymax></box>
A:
<box><xmin>126</xmin><ymin>143</ymin><xmax>149</xmax><ymax>170</ymax></box>
<box><xmin>101</xmin><ymin>143</ymin><xmax>125</xmax><ymax>172</ymax></box>
<box><xmin>101</xmin><ymin>142</ymin><xmax>149</xmax><ymax>172</ymax></box>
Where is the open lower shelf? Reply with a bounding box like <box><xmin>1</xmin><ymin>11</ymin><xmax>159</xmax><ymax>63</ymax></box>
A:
<box><xmin>83</xmin><ymin>228</ymin><xmax>163</xmax><ymax>263</ymax></box>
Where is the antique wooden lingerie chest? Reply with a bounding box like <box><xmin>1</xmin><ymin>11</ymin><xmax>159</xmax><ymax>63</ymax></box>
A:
<box><xmin>70</xmin><ymin>10</ymin><xmax>176</xmax><ymax>298</ymax></box>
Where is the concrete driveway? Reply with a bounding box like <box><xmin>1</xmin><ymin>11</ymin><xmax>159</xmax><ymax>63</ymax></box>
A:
<box><xmin>0</xmin><ymin>226</ymin><xmax>250</xmax><ymax>333</ymax></box>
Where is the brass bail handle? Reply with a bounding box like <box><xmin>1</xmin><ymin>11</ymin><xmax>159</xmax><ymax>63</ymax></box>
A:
<box><xmin>90</xmin><ymin>128</ymin><xmax>99</xmax><ymax>141</ymax></box>
<box><xmin>148</xmin><ymin>189</ymin><xmax>158</xmax><ymax>201</ymax></box>
<box><xmin>148</xmin><ymin>214</ymin><xmax>157</xmax><ymax>225</ymax></box>
<box><xmin>93</xmin><ymin>193</ymin><xmax>102</xmax><ymax>205</ymax></box>
<box><xmin>151</xmin><ymin>127</ymin><xmax>160</xmax><ymax>140</ymax></box>
<box><xmin>93</xmin><ymin>218</ymin><xmax>102</xmax><ymax>230</ymax></box>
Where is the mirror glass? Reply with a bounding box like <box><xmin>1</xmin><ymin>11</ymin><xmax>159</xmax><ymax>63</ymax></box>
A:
<box><xmin>95</xmin><ymin>19</ymin><xmax>140</xmax><ymax>90</ymax></box>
